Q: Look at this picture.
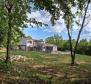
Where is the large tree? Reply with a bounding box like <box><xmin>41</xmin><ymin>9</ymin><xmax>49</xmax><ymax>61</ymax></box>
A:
<box><xmin>45</xmin><ymin>34</ymin><xmax>63</xmax><ymax>48</ymax></box>
<box><xmin>0</xmin><ymin>0</ymin><xmax>29</xmax><ymax>63</ymax></box>
<box><xmin>63</xmin><ymin>0</ymin><xmax>90</xmax><ymax>65</ymax></box>
<box><xmin>73</xmin><ymin>0</ymin><xmax>90</xmax><ymax>65</ymax></box>
<box><xmin>34</xmin><ymin>0</ymin><xmax>91</xmax><ymax>65</ymax></box>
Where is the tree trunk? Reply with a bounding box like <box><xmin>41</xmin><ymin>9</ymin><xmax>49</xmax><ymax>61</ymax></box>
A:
<box><xmin>67</xmin><ymin>19</ymin><xmax>75</xmax><ymax>65</ymax></box>
<box><xmin>73</xmin><ymin>0</ymin><xmax>90</xmax><ymax>59</ymax></box>
<box><xmin>5</xmin><ymin>9</ymin><xmax>12</xmax><ymax>63</ymax></box>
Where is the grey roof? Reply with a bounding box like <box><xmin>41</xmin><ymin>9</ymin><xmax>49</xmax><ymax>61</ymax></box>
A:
<box><xmin>43</xmin><ymin>43</ymin><xmax>57</xmax><ymax>47</ymax></box>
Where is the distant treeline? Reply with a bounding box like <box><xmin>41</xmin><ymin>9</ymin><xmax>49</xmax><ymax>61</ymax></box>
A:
<box><xmin>45</xmin><ymin>34</ymin><xmax>91</xmax><ymax>55</ymax></box>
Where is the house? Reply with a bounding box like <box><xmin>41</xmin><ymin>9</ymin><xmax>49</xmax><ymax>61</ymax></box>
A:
<box><xmin>18</xmin><ymin>37</ymin><xmax>57</xmax><ymax>52</ymax></box>
<box><xmin>42</xmin><ymin>43</ymin><xmax>57</xmax><ymax>52</ymax></box>
<box><xmin>18</xmin><ymin>37</ymin><xmax>33</xmax><ymax>51</ymax></box>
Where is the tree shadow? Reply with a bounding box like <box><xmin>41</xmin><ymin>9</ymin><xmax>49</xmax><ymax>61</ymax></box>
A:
<box><xmin>0</xmin><ymin>60</ymin><xmax>91</xmax><ymax>84</ymax></box>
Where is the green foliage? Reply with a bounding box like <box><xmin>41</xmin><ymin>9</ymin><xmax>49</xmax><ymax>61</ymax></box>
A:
<box><xmin>0</xmin><ymin>28</ymin><xmax>7</xmax><ymax>45</ymax></box>
<box><xmin>34</xmin><ymin>0</ymin><xmax>60</xmax><ymax>25</ymax></box>
<box><xmin>0</xmin><ymin>60</ymin><xmax>12</xmax><ymax>72</ymax></box>
<box><xmin>77</xmin><ymin>39</ymin><xmax>91</xmax><ymax>55</ymax></box>
<box><xmin>46</xmin><ymin>34</ymin><xmax>63</xmax><ymax>47</ymax></box>
<box><xmin>0</xmin><ymin>0</ymin><xmax>29</xmax><ymax>46</ymax></box>
<box><xmin>46</xmin><ymin>34</ymin><xmax>69</xmax><ymax>51</ymax></box>
<box><xmin>0</xmin><ymin>50</ymin><xmax>91</xmax><ymax>83</ymax></box>
<box><xmin>46</xmin><ymin>35</ymin><xmax>91</xmax><ymax>55</ymax></box>
<box><xmin>0</xmin><ymin>0</ymin><xmax>28</xmax><ymax>27</ymax></box>
<box><xmin>77</xmin><ymin>0</ymin><xmax>88</xmax><ymax>11</ymax></box>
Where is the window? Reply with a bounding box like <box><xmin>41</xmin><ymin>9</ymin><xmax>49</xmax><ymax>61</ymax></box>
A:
<box><xmin>28</xmin><ymin>41</ymin><xmax>32</xmax><ymax>44</ymax></box>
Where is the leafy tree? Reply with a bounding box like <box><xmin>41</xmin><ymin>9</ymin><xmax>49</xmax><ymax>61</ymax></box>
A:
<box><xmin>0</xmin><ymin>0</ymin><xmax>29</xmax><ymax>63</ymax></box>
<box><xmin>77</xmin><ymin>39</ymin><xmax>91</xmax><ymax>55</ymax></box>
<box><xmin>46</xmin><ymin>34</ymin><xmax>63</xmax><ymax>48</ymax></box>
<box><xmin>42</xmin><ymin>0</ymin><xmax>90</xmax><ymax>65</ymax></box>
<box><xmin>77</xmin><ymin>39</ymin><xmax>88</xmax><ymax>54</ymax></box>
<box><xmin>86</xmin><ymin>44</ymin><xmax>91</xmax><ymax>55</ymax></box>
<box><xmin>72</xmin><ymin>0</ymin><xmax>90</xmax><ymax>65</ymax></box>
<box><xmin>11</xmin><ymin>28</ymin><xmax>25</xmax><ymax>49</ymax></box>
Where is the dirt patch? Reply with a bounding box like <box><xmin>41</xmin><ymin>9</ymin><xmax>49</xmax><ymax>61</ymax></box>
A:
<box><xmin>0</xmin><ymin>55</ymin><xmax>33</xmax><ymax>62</ymax></box>
<box><xmin>32</xmin><ymin>65</ymin><xmax>45</xmax><ymax>69</ymax></box>
<box><xmin>11</xmin><ymin>55</ymin><xmax>33</xmax><ymax>62</ymax></box>
<box><xmin>77</xmin><ymin>61</ymin><xmax>86</xmax><ymax>64</ymax></box>
<box><xmin>35</xmin><ymin>66</ymin><xmax>63</xmax><ymax>77</ymax></box>
<box><xmin>0</xmin><ymin>48</ymin><xmax>6</xmax><ymax>52</ymax></box>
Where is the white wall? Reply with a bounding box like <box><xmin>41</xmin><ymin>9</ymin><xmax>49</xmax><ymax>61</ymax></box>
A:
<box><xmin>26</xmin><ymin>40</ymin><xmax>33</xmax><ymax>47</ymax></box>
<box><xmin>19</xmin><ymin>38</ymin><xmax>27</xmax><ymax>46</ymax></box>
<box><xmin>20</xmin><ymin>45</ymin><xmax>26</xmax><ymax>50</ymax></box>
<box><xmin>19</xmin><ymin>38</ymin><xmax>34</xmax><ymax>51</ymax></box>
<box><xmin>19</xmin><ymin>38</ymin><xmax>34</xmax><ymax>46</ymax></box>
<box><xmin>53</xmin><ymin>46</ymin><xmax>57</xmax><ymax>51</ymax></box>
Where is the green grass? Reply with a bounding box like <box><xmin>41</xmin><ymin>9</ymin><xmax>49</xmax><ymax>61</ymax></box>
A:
<box><xmin>0</xmin><ymin>50</ymin><xmax>91</xmax><ymax>84</ymax></box>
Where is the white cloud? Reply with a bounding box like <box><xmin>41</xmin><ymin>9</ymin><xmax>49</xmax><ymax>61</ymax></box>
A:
<box><xmin>43</xmin><ymin>29</ymin><xmax>51</xmax><ymax>33</ymax></box>
<box><xmin>81</xmin><ymin>9</ymin><xmax>91</xmax><ymax>38</ymax></box>
<box><xmin>71</xmin><ymin>6</ymin><xmax>91</xmax><ymax>39</ymax></box>
<box><xmin>27</xmin><ymin>10</ymin><xmax>51</xmax><ymax>24</ymax></box>
<box><xmin>52</xmin><ymin>19</ymin><xmax>66</xmax><ymax>33</ymax></box>
<box><xmin>27</xmin><ymin>10</ymin><xmax>66</xmax><ymax>33</ymax></box>
<box><xmin>26</xmin><ymin>4</ymin><xmax>91</xmax><ymax>41</ymax></box>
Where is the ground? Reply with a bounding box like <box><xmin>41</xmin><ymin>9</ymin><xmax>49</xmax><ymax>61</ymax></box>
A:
<box><xmin>0</xmin><ymin>50</ymin><xmax>91</xmax><ymax>84</ymax></box>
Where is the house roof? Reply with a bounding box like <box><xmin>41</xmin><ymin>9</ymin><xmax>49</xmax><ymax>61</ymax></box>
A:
<box><xmin>43</xmin><ymin>43</ymin><xmax>57</xmax><ymax>47</ymax></box>
<box><xmin>22</xmin><ymin>37</ymin><xmax>32</xmax><ymax>40</ymax></box>
<box><xmin>32</xmin><ymin>39</ymin><xmax>44</xmax><ymax>42</ymax></box>
<box><xmin>22</xmin><ymin>37</ymin><xmax>44</xmax><ymax>42</ymax></box>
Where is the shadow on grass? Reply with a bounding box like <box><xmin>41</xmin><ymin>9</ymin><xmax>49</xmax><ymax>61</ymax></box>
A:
<box><xmin>0</xmin><ymin>60</ymin><xmax>91</xmax><ymax>84</ymax></box>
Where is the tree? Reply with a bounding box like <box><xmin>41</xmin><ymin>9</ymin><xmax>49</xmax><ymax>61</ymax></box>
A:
<box><xmin>43</xmin><ymin>0</ymin><xmax>90</xmax><ymax>65</ymax></box>
<box><xmin>77</xmin><ymin>39</ymin><xmax>91</xmax><ymax>55</ymax></box>
<box><xmin>45</xmin><ymin>34</ymin><xmax>63</xmax><ymax>48</ymax></box>
<box><xmin>0</xmin><ymin>0</ymin><xmax>29</xmax><ymax>63</ymax></box>
<box><xmin>11</xmin><ymin>27</ymin><xmax>25</xmax><ymax>49</ymax></box>
<box><xmin>73</xmin><ymin>0</ymin><xmax>90</xmax><ymax>65</ymax></box>
<box><xmin>63</xmin><ymin>0</ymin><xmax>90</xmax><ymax>65</ymax></box>
<box><xmin>77</xmin><ymin>39</ymin><xmax>88</xmax><ymax>54</ymax></box>
<box><xmin>86</xmin><ymin>41</ymin><xmax>91</xmax><ymax>55</ymax></box>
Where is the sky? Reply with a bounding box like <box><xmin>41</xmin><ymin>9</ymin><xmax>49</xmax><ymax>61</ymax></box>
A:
<box><xmin>23</xmin><ymin>3</ymin><xmax>91</xmax><ymax>41</ymax></box>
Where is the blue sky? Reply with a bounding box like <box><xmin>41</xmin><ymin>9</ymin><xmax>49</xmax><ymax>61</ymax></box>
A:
<box><xmin>23</xmin><ymin>4</ymin><xmax>91</xmax><ymax>41</ymax></box>
<box><xmin>23</xmin><ymin>27</ymin><xmax>69</xmax><ymax>40</ymax></box>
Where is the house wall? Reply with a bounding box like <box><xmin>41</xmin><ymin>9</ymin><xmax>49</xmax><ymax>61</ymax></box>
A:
<box><xmin>53</xmin><ymin>46</ymin><xmax>57</xmax><ymax>51</ymax></box>
<box><xmin>33</xmin><ymin>41</ymin><xmax>37</xmax><ymax>47</ymax></box>
<box><xmin>45</xmin><ymin>46</ymin><xmax>53</xmax><ymax>52</ymax></box>
<box><xmin>26</xmin><ymin>40</ymin><xmax>33</xmax><ymax>47</ymax></box>
<box><xmin>19</xmin><ymin>38</ymin><xmax>34</xmax><ymax>51</ymax></box>
<box><xmin>19</xmin><ymin>38</ymin><xmax>27</xmax><ymax>46</ymax></box>
<box><xmin>42</xmin><ymin>47</ymin><xmax>46</xmax><ymax>52</ymax></box>
<box><xmin>19</xmin><ymin>45</ymin><xmax>26</xmax><ymax>51</ymax></box>
<box><xmin>42</xmin><ymin>45</ymin><xmax>57</xmax><ymax>52</ymax></box>
<box><xmin>33</xmin><ymin>41</ymin><xmax>44</xmax><ymax>47</ymax></box>
<box><xmin>19</xmin><ymin>38</ymin><xmax>58</xmax><ymax>52</ymax></box>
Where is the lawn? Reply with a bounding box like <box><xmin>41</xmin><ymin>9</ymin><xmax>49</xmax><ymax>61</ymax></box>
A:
<box><xmin>0</xmin><ymin>50</ymin><xmax>91</xmax><ymax>84</ymax></box>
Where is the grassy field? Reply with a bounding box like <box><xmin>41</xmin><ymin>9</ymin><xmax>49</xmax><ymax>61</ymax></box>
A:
<box><xmin>0</xmin><ymin>50</ymin><xmax>91</xmax><ymax>84</ymax></box>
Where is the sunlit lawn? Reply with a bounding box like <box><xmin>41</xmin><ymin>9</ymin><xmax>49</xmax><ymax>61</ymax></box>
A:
<box><xmin>0</xmin><ymin>50</ymin><xmax>91</xmax><ymax>84</ymax></box>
